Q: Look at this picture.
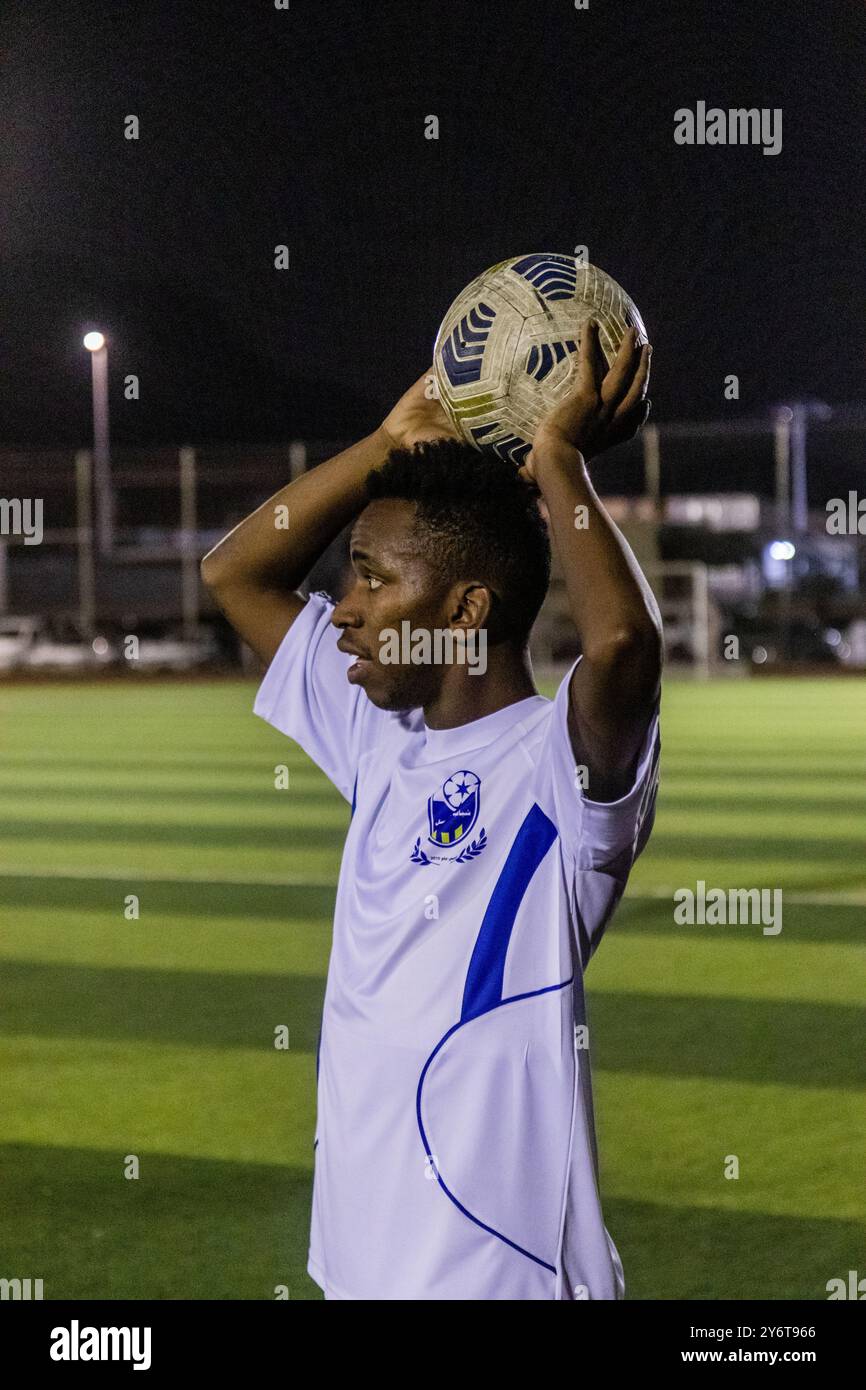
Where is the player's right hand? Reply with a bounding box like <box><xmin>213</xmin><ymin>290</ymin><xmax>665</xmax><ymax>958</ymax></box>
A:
<box><xmin>381</xmin><ymin>371</ymin><xmax>461</xmax><ymax>449</ymax></box>
<box><xmin>529</xmin><ymin>321</ymin><xmax>652</xmax><ymax>471</ymax></box>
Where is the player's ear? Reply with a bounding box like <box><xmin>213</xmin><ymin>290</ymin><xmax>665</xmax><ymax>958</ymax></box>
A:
<box><xmin>452</xmin><ymin>582</ymin><xmax>494</xmax><ymax>634</ymax></box>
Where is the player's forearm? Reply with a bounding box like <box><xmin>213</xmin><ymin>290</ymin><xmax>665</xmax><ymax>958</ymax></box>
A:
<box><xmin>533</xmin><ymin>442</ymin><xmax>662</xmax><ymax>682</ymax></box>
<box><xmin>201</xmin><ymin>427</ymin><xmax>393</xmax><ymax>596</ymax></box>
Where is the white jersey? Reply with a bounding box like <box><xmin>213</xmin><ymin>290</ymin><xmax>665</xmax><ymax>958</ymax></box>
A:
<box><xmin>255</xmin><ymin>592</ymin><xmax>660</xmax><ymax>1301</ymax></box>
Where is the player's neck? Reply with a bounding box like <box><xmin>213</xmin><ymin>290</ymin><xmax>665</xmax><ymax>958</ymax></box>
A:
<box><xmin>421</xmin><ymin>648</ymin><xmax>537</xmax><ymax>731</ymax></box>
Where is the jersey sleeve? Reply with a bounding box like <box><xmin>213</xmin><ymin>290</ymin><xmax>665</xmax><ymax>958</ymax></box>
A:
<box><xmin>533</xmin><ymin>656</ymin><xmax>661</xmax><ymax>875</ymax></box>
<box><xmin>252</xmin><ymin>590</ymin><xmax>387</xmax><ymax>804</ymax></box>
<box><xmin>531</xmin><ymin>658</ymin><xmax>660</xmax><ymax>968</ymax></box>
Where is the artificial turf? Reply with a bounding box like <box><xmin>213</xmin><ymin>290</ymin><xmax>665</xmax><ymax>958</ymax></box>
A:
<box><xmin>0</xmin><ymin>676</ymin><xmax>863</xmax><ymax>1299</ymax></box>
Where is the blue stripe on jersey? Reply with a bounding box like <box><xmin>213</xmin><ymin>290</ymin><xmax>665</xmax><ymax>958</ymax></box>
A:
<box><xmin>460</xmin><ymin>802</ymin><xmax>557</xmax><ymax>1023</ymax></box>
<box><xmin>416</xmin><ymin>975</ymin><xmax>574</xmax><ymax>1276</ymax></box>
<box><xmin>350</xmin><ymin>770</ymin><xmax>358</xmax><ymax>817</ymax></box>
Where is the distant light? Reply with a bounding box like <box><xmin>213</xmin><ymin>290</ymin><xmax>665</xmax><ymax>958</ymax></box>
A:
<box><xmin>769</xmin><ymin>540</ymin><xmax>796</xmax><ymax>561</ymax></box>
<box><xmin>824</xmin><ymin>628</ymin><xmax>842</xmax><ymax>647</ymax></box>
<box><xmin>83</xmin><ymin>331</ymin><xmax>106</xmax><ymax>352</ymax></box>
<box><xmin>92</xmin><ymin>636</ymin><xmax>109</xmax><ymax>656</ymax></box>
<box><xmin>752</xmin><ymin>645</ymin><xmax>768</xmax><ymax>665</ymax></box>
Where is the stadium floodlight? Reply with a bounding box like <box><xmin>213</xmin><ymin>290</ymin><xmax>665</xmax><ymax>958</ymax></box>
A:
<box><xmin>83</xmin><ymin>331</ymin><xmax>105</xmax><ymax>352</ymax></box>
<box><xmin>769</xmin><ymin>540</ymin><xmax>796</xmax><ymax>561</ymax></box>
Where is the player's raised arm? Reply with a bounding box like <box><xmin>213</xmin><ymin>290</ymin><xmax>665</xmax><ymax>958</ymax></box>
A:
<box><xmin>201</xmin><ymin>374</ymin><xmax>456</xmax><ymax>664</ymax></box>
<box><xmin>523</xmin><ymin>321</ymin><xmax>663</xmax><ymax>802</ymax></box>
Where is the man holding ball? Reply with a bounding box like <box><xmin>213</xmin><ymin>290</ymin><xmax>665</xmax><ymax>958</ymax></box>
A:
<box><xmin>202</xmin><ymin>321</ymin><xmax>661</xmax><ymax>1300</ymax></box>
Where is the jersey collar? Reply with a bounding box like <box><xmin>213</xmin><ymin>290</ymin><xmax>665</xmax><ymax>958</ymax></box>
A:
<box><xmin>420</xmin><ymin>692</ymin><xmax>547</xmax><ymax>760</ymax></box>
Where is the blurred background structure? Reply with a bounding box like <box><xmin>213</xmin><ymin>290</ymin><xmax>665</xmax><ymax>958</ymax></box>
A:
<box><xmin>2</xmin><ymin>407</ymin><xmax>864</xmax><ymax>679</ymax></box>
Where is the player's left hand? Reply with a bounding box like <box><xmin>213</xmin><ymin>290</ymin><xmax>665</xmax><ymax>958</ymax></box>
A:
<box><xmin>521</xmin><ymin>322</ymin><xmax>652</xmax><ymax>483</ymax></box>
<box><xmin>381</xmin><ymin>371</ymin><xmax>461</xmax><ymax>449</ymax></box>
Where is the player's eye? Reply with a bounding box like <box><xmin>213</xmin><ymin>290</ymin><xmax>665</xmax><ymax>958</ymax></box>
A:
<box><xmin>365</xmin><ymin>575</ymin><xmax>383</xmax><ymax>591</ymax></box>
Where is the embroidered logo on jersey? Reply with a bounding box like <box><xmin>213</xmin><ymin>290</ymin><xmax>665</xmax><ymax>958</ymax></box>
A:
<box><xmin>410</xmin><ymin>769</ymin><xmax>487</xmax><ymax>865</ymax></box>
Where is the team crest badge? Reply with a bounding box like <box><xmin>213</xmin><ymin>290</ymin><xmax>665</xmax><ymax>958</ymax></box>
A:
<box><xmin>411</xmin><ymin>769</ymin><xmax>487</xmax><ymax>865</ymax></box>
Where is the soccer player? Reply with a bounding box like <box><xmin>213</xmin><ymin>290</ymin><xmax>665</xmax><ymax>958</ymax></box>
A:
<box><xmin>202</xmin><ymin>322</ymin><xmax>661</xmax><ymax>1301</ymax></box>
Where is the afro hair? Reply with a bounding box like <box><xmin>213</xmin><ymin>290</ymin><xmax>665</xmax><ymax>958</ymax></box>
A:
<box><xmin>365</xmin><ymin>437</ymin><xmax>550</xmax><ymax>646</ymax></box>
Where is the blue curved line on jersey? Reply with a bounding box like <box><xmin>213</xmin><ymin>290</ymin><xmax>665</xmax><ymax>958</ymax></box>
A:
<box><xmin>416</xmin><ymin>975</ymin><xmax>574</xmax><ymax>1275</ymax></box>
<box><xmin>461</xmin><ymin>802</ymin><xmax>557</xmax><ymax>1023</ymax></box>
<box><xmin>313</xmin><ymin>1021</ymin><xmax>323</xmax><ymax>1151</ymax></box>
<box><xmin>350</xmin><ymin>771</ymin><xmax>358</xmax><ymax>818</ymax></box>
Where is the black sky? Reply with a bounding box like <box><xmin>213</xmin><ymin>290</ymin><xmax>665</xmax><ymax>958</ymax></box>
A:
<box><xmin>1</xmin><ymin>0</ymin><xmax>864</xmax><ymax>451</ymax></box>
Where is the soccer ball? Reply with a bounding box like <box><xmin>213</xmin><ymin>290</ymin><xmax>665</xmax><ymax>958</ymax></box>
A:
<box><xmin>432</xmin><ymin>254</ymin><xmax>647</xmax><ymax>467</ymax></box>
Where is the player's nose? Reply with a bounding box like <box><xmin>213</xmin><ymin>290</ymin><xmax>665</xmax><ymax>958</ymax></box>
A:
<box><xmin>330</xmin><ymin>592</ymin><xmax>362</xmax><ymax>630</ymax></box>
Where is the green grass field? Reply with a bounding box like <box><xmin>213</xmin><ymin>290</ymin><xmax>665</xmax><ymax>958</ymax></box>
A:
<box><xmin>0</xmin><ymin>676</ymin><xmax>863</xmax><ymax>1300</ymax></box>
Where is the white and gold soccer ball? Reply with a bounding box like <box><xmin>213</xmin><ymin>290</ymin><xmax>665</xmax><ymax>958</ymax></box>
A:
<box><xmin>432</xmin><ymin>254</ymin><xmax>647</xmax><ymax>467</ymax></box>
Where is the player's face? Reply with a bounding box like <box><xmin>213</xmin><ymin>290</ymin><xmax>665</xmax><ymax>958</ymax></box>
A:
<box><xmin>331</xmin><ymin>498</ymin><xmax>472</xmax><ymax>712</ymax></box>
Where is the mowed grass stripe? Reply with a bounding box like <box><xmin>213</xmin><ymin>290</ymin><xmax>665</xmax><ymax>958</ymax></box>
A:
<box><xmin>0</xmin><ymin>840</ymin><xmax>345</xmax><ymax>879</ymax></box>
<box><xmin>0</xmin><ymin>871</ymin><xmax>338</xmax><ymax>922</ymax></box>
<box><xmin>2</xmin><ymin>866</ymin><xmax>864</xmax><ymax>903</ymax></box>
<box><xmin>596</xmin><ymin>1071</ymin><xmax>866</xmax><ymax>1223</ymax></box>
<box><xmin>0</xmin><ymin>753</ymin><xmax>315</xmax><ymax>775</ymax></box>
<box><xmin>0</xmin><ymin>904</ymin><xmax>332</xmax><ymax>976</ymax></box>
<box><xmin>2</xmin><ymin>813</ymin><xmax>861</xmax><ymax>856</ymax></box>
<box><xmin>1</xmin><ymin>958</ymin><xmax>326</xmax><ymax>1051</ymax></box>
<box><xmin>0</xmin><ymin>907</ymin><xmax>861</xmax><ymax>1003</ymax></box>
<box><xmin>586</xmin><ymin>991</ymin><xmax>865</xmax><ymax>1088</ymax></box>
<box><xmin>0</xmin><ymin>803</ymin><xmax>347</xmax><ymax>835</ymax></box>
<box><xmin>0</xmin><ymin>849</ymin><xmax>861</xmax><ymax>897</ymax></box>
<box><xmin>0</xmin><ymin>782</ymin><xmax>336</xmax><ymax>805</ymax></box>
<box><xmin>644</xmin><ymin>830</ymin><xmax>864</xmax><ymax>861</ymax></box>
<box><xmin>659</xmin><ymin>792</ymin><xmax>866</xmax><ymax>818</ymax></box>
<box><xmin>1</xmin><ymin>877</ymin><xmax>863</xmax><ymax>929</ymax></box>
<box><xmin>589</xmin><ymin>934</ymin><xmax>866</xmax><ymax>1005</ymax></box>
<box><xmin>617</xmin><ymin>892</ymin><xmax>866</xmax><ymax>922</ymax></box>
<box><xmin>608</xmin><ymin>1197</ymin><xmax>864</xmax><ymax>1300</ymax></box>
<box><xmin>2</xmin><ymin>959</ymin><xmax>863</xmax><ymax>1089</ymax></box>
<box><xmin>0</xmin><ymin>1143</ymin><xmax>318</xmax><ymax>1300</ymax></box>
<box><xmin>627</xmin><ymin>854</ymin><xmax>866</xmax><ymax>894</ymax></box>
<box><xmin>3</xmin><ymin>1037</ymin><xmax>317</xmax><ymax>1167</ymax></box>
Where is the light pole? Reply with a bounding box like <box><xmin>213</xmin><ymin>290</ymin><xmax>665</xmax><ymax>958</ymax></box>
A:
<box><xmin>776</xmin><ymin>399</ymin><xmax>832</xmax><ymax>536</ymax></box>
<box><xmin>83</xmin><ymin>331</ymin><xmax>113</xmax><ymax>554</ymax></box>
<box><xmin>790</xmin><ymin>403</ymin><xmax>808</xmax><ymax>535</ymax></box>
<box><xmin>773</xmin><ymin>405</ymin><xmax>792</xmax><ymax>535</ymax></box>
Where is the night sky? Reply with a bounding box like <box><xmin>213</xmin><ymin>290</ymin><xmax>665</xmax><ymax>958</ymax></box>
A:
<box><xmin>1</xmin><ymin>0</ymin><xmax>864</xmax><ymax>458</ymax></box>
